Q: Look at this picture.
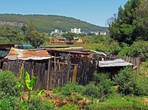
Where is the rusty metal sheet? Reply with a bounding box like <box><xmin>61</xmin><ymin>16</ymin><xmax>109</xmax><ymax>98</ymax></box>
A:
<box><xmin>5</xmin><ymin>48</ymin><xmax>53</xmax><ymax>60</ymax></box>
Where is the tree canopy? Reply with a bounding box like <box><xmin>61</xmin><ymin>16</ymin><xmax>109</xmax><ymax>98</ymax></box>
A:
<box><xmin>109</xmin><ymin>0</ymin><xmax>148</xmax><ymax>44</ymax></box>
<box><xmin>0</xmin><ymin>22</ymin><xmax>45</xmax><ymax>48</ymax></box>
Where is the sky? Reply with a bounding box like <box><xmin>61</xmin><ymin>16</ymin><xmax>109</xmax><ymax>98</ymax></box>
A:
<box><xmin>0</xmin><ymin>0</ymin><xmax>128</xmax><ymax>27</ymax></box>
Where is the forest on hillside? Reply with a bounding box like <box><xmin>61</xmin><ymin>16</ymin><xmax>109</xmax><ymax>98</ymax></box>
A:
<box><xmin>0</xmin><ymin>14</ymin><xmax>106</xmax><ymax>33</ymax></box>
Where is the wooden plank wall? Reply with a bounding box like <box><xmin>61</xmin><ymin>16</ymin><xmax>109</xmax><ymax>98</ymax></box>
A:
<box><xmin>1</xmin><ymin>55</ymin><xmax>140</xmax><ymax>90</ymax></box>
<box><xmin>123</xmin><ymin>56</ymin><xmax>141</xmax><ymax>72</ymax></box>
<box><xmin>2</xmin><ymin>59</ymin><xmax>77</xmax><ymax>90</ymax></box>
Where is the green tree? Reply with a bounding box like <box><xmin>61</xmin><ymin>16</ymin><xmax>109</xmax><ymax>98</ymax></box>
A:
<box><xmin>62</xmin><ymin>32</ymin><xmax>75</xmax><ymax>41</ymax></box>
<box><xmin>109</xmin><ymin>0</ymin><xmax>145</xmax><ymax>44</ymax></box>
<box><xmin>25</xmin><ymin>30</ymin><xmax>45</xmax><ymax>48</ymax></box>
<box><xmin>21</xmin><ymin>25</ymin><xmax>28</xmax><ymax>35</ymax></box>
<box><xmin>135</xmin><ymin>0</ymin><xmax>148</xmax><ymax>41</ymax></box>
<box><xmin>0</xmin><ymin>26</ymin><xmax>22</xmax><ymax>43</ymax></box>
<box><xmin>25</xmin><ymin>22</ymin><xmax>45</xmax><ymax>48</ymax></box>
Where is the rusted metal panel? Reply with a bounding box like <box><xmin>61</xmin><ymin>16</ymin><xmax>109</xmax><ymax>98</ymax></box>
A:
<box><xmin>5</xmin><ymin>47</ymin><xmax>53</xmax><ymax>60</ymax></box>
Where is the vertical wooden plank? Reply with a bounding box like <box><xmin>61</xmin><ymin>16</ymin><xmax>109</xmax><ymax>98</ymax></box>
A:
<box><xmin>137</xmin><ymin>57</ymin><xmax>141</xmax><ymax>73</ymax></box>
<box><xmin>19</xmin><ymin>61</ymin><xmax>24</xmax><ymax>78</ymax></box>
<box><xmin>47</xmin><ymin>59</ymin><xmax>51</xmax><ymax>90</ymax></box>
<box><xmin>67</xmin><ymin>55</ymin><xmax>71</xmax><ymax>82</ymax></box>
<box><xmin>31</xmin><ymin>61</ymin><xmax>34</xmax><ymax>77</ymax></box>
<box><xmin>53</xmin><ymin>57</ymin><xmax>56</xmax><ymax>88</ymax></box>
<box><xmin>50</xmin><ymin>71</ymin><xmax>53</xmax><ymax>89</ymax></box>
<box><xmin>72</xmin><ymin>65</ymin><xmax>78</xmax><ymax>82</ymax></box>
<box><xmin>54</xmin><ymin>57</ymin><xmax>56</xmax><ymax>71</ymax></box>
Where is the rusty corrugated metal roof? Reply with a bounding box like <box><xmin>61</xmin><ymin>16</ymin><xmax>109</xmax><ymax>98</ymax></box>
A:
<box><xmin>5</xmin><ymin>47</ymin><xmax>53</xmax><ymax>60</ymax></box>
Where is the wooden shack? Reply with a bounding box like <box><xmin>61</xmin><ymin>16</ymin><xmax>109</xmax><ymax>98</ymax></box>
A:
<box><xmin>0</xmin><ymin>48</ymin><xmax>82</xmax><ymax>90</ymax></box>
<box><xmin>0</xmin><ymin>46</ymin><xmax>140</xmax><ymax>90</ymax></box>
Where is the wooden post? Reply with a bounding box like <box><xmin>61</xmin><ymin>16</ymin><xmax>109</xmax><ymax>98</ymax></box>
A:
<box><xmin>47</xmin><ymin>59</ymin><xmax>51</xmax><ymax>90</ymax></box>
<box><xmin>72</xmin><ymin>65</ymin><xmax>78</xmax><ymax>82</ymax></box>
<box><xmin>53</xmin><ymin>57</ymin><xmax>57</xmax><ymax>88</ymax></box>
<box><xmin>19</xmin><ymin>61</ymin><xmax>24</xmax><ymax>78</ymax></box>
<box><xmin>31</xmin><ymin>62</ymin><xmax>34</xmax><ymax>77</ymax></box>
<box><xmin>67</xmin><ymin>54</ymin><xmax>71</xmax><ymax>82</ymax></box>
<box><xmin>137</xmin><ymin>57</ymin><xmax>141</xmax><ymax>73</ymax></box>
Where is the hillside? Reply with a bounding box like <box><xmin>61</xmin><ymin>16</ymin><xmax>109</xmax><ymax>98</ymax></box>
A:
<box><xmin>0</xmin><ymin>14</ymin><xmax>106</xmax><ymax>33</ymax></box>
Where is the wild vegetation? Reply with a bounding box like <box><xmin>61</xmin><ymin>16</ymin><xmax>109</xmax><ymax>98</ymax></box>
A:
<box><xmin>1</xmin><ymin>66</ymin><xmax>148</xmax><ymax>110</ymax></box>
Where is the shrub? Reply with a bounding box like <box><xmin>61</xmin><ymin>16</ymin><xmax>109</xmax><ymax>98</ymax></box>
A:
<box><xmin>53</xmin><ymin>83</ymin><xmax>84</xmax><ymax>96</ymax></box>
<box><xmin>133</xmin><ymin>73</ymin><xmax>148</xmax><ymax>96</ymax></box>
<box><xmin>127</xmin><ymin>41</ymin><xmax>148</xmax><ymax>61</ymax></box>
<box><xmin>19</xmin><ymin>96</ymin><xmax>55</xmax><ymax>110</ymax></box>
<box><xmin>97</xmin><ymin>79</ymin><xmax>115</xmax><ymax>99</ymax></box>
<box><xmin>118</xmin><ymin>43</ymin><xmax>130</xmax><ymax>57</ymax></box>
<box><xmin>114</xmin><ymin>67</ymin><xmax>135</xmax><ymax>95</ymax></box>
<box><xmin>55</xmin><ymin>104</ymin><xmax>77</xmax><ymax>110</ymax></box>
<box><xmin>114</xmin><ymin>67</ymin><xmax>148</xmax><ymax>96</ymax></box>
<box><xmin>109</xmin><ymin>41</ymin><xmax>121</xmax><ymax>55</ymax></box>
<box><xmin>83</xmin><ymin>83</ymin><xmax>99</xmax><ymax>98</ymax></box>
<box><xmin>95</xmin><ymin>72</ymin><xmax>115</xmax><ymax>98</ymax></box>
<box><xmin>83</xmin><ymin>73</ymin><xmax>115</xmax><ymax>100</ymax></box>
<box><xmin>0</xmin><ymin>71</ymin><xmax>20</xmax><ymax>98</ymax></box>
<box><xmin>0</xmin><ymin>97</ymin><xmax>17</xmax><ymax>110</ymax></box>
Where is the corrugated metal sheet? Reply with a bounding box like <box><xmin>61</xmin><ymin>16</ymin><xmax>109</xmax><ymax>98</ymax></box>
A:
<box><xmin>5</xmin><ymin>48</ymin><xmax>53</xmax><ymax>60</ymax></box>
<box><xmin>91</xmin><ymin>51</ymin><xmax>107</xmax><ymax>56</ymax></box>
<box><xmin>47</xmin><ymin>49</ymin><xmax>92</xmax><ymax>55</ymax></box>
<box><xmin>47</xmin><ymin>47</ymin><xmax>83</xmax><ymax>51</ymax></box>
<box><xmin>99</xmin><ymin>59</ymin><xmax>133</xmax><ymax>67</ymax></box>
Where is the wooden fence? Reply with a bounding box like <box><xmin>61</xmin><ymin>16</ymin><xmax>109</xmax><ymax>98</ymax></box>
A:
<box><xmin>0</xmin><ymin>55</ymin><xmax>141</xmax><ymax>90</ymax></box>
<box><xmin>1</xmin><ymin>57</ymin><xmax>96</xmax><ymax>90</ymax></box>
<box><xmin>2</xmin><ymin>58</ymin><xmax>79</xmax><ymax>90</ymax></box>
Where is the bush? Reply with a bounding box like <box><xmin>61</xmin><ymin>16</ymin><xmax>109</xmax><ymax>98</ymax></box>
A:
<box><xmin>95</xmin><ymin>72</ymin><xmax>115</xmax><ymax>97</ymax></box>
<box><xmin>109</xmin><ymin>41</ymin><xmax>121</xmax><ymax>55</ymax></box>
<box><xmin>114</xmin><ymin>67</ymin><xmax>148</xmax><ymax>96</ymax></box>
<box><xmin>118</xmin><ymin>43</ymin><xmax>130</xmax><ymax>57</ymax></box>
<box><xmin>19</xmin><ymin>96</ymin><xmax>55</xmax><ymax>110</ymax></box>
<box><xmin>0</xmin><ymin>71</ymin><xmax>20</xmax><ymax>98</ymax></box>
<box><xmin>0</xmin><ymin>97</ymin><xmax>17</xmax><ymax>110</ymax></box>
<box><xmin>83</xmin><ymin>73</ymin><xmax>115</xmax><ymax>100</ymax></box>
<box><xmin>133</xmin><ymin>74</ymin><xmax>148</xmax><ymax>96</ymax></box>
<box><xmin>127</xmin><ymin>41</ymin><xmax>148</xmax><ymax>61</ymax></box>
<box><xmin>97</xmin><ymin>79</ymin><xmax>115</xmax><ymax>99</ymax></box>
<box><xmin>114</xmin><ymin>67</ymin><xmax>135</xmax><ymax>95</ymax></box>
<box><xmin>53</xmin><ymin>83</ymin><xmax>84</xmax><ymax>96</ymax></box>
<box><xmin>83</xmin><ymin>83</ymin><xmax>99</xmax><ymax>98</ymax></box>
<box><xmin>55</xmin><ymin>104</ymin><xmax>77</xmax><ymax>110</ymax></box>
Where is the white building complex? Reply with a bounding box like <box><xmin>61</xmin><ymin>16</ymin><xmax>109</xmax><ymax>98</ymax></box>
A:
<box><xmin>71</xmin><ymin>28</ymin><xmax>81</xmax><ymax>34</ymax></box>
<box><xmin>50</xmin><ymin>29</ymin><xmax>63</xmax><ymax>36</ymax></box>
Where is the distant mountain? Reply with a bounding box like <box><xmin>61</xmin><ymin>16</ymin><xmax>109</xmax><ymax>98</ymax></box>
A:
<box><xmin>0</xmin><ymin>14</ymin><xmax>107</xmax><ymax>33</ymax></box>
